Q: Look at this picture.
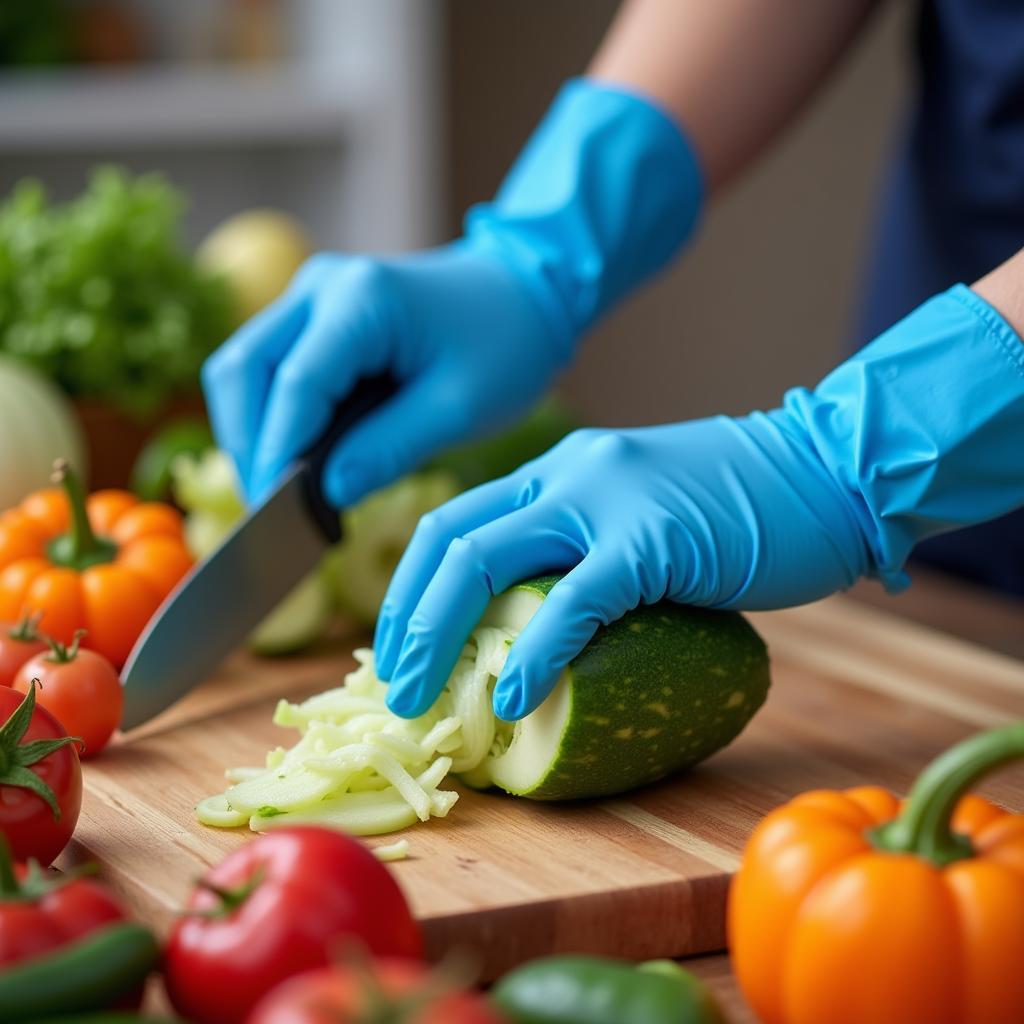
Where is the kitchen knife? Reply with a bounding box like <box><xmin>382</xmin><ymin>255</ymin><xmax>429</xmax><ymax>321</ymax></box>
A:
<box><xmin>120</xmin><ymin>373</ymin><xmax>398</xmax><ymax>729</ymax></box>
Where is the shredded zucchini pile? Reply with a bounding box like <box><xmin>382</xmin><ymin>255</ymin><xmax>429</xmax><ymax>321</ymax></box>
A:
<box><xmin>196</xmin><ymin>627</ymin><xmax>516</xmax><ymax>838</ymax></box>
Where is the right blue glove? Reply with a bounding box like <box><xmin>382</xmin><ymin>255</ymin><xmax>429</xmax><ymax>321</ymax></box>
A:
<box><xmin>202</xmin><ymin>78</ymin><xmax>703</xmax><ymax>507</ymax></box>
<box><xmin>377</xmin><ymin>284</ymin><xmax>1024</xmax><ymax>721</ymax></box>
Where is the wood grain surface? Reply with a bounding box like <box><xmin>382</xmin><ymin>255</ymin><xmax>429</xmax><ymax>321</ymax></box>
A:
<box><xmin>60</xmin><ymin>589</ymin><xmax>1024</xmax><ymax>1012</ymax></box>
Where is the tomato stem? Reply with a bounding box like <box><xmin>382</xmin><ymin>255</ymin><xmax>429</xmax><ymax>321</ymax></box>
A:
<box><xmin>46</xmin><ymin>459</ymin><xmax>117</xmax><ymax>572</ymax></box>
<box><xmin>8</xmin><ymin>612</ymin><xmax>43</xmax><ymax>644</ymax></box>
<box><xmin>344</xmin><ymin>944</ymin><xmax>472</xmax><ymax>1024</ymax></box>
<box><xmin>192</xmin><ymin>867</ymin><xmax>265</xmax><ymax>918</ymax></box>
<box><xmin>0</xmin><ymin>840</ymin><xmax>98</xmax><ymax>903</ymax></box>
<box><xmin>0</xmin><ymin>682</ymin><xmax>82</xmax><ymax>822</ymax></box>
<box><xmin>44</xmin><ymin>630</ymin><xmax>86</xmax><ymax>665</ymax></box>
<box><xmin>870</xmin><ymin>722</ymin><xmax>1024</xmax><ymax>866</ymax></box>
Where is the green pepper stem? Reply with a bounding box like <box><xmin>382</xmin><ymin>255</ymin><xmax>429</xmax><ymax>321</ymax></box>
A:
<box><xmin>871</xmin><ymin>722</ymin><xmax>1024</xmax><ymax>866</ymax></box>
<box><xmin>46</xmin><ymin>459</ymin><xmax>117</xmax><ymax>572</ymax></box>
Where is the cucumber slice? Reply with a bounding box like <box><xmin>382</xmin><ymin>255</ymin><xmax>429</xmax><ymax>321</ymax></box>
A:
<box><xmin>251</xmin><ymin>790</ymin><xmax>419</xmax><ymax>836</ymax></box>
<box><xmin>195</xmin><ymin>793</ymin><xmax>248</xmax><ymax>828</ymax></box>
<box><xmin>372</xmin><ymin>839</ymin><xmax>411</xmax><ymax>862</ymax></box>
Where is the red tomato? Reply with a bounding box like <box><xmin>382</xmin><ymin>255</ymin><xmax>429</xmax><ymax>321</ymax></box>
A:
<box><xmin>0</xmin><ymin>616</ymin><xmax>48</xmax><ymax>686</ymax></box>
<box><xmin>0</xmin><ymin>684</ymin><xmax>82</xmax><ymax>864</ymax></box>
<box><xmin>165</xmin><ymin>827</ymin><xmax>423</xmax><ymax>1024</ymax></box>
<box><xmin>0</xmin><ymin>860</ymin><xmax>127</xmax><ymax>966</ymax></box>
<box><xmin>247</xmin><ymin>961</ymin><xmax>507</xmax><ymax>1024</ymax></box>
<box><xmin>13</xmin><ymin>633</ymin><xmax>123</xmax><ymax>757</ymax></box>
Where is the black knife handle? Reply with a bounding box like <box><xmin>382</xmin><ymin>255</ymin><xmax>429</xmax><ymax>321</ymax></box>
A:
<box><xmin>299</xmin><ymin>372</ymin><xmax>400</xmax><ymax>544</ymax></box>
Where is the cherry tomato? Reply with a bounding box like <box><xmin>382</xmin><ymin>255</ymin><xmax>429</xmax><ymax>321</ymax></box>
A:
<box><xmin>14</xmin><ymin>632</ymin><xmax>122</xmax><ymax>758</ymax></box>
<box><xmin>0</xmin><ymin>615</ymin><xmax>48</xmax><ymax>686</ymax></box>
<box><xmin>0</xmin><ymin>857</ymin><xmax>127</xmax><ymax>966</ymax></box>
<box><xmin>165</xmin><ymin>827</ymin><xmax>423</xmax><ymax>1024</ymax></box>
<box><xmin>247</xmin><ymin>960</ymin><xmax>508</xmax><ymax>1024</ymax></box>
<box><xmin>0</xmin><ymin>684</ymin><xmax>82</xmax><ymax>864</ymax></box>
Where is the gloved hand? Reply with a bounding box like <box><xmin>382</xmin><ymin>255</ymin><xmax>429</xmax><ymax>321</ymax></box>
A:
<box><xmin>202</xmin><ymin>78</ymin><xmax>703</xmax><ymax>506</ymax></box>
<box><xmin>378</xmin><ymin>284</ymin><xmax>1024</xmax><ymax>720</ymax></box>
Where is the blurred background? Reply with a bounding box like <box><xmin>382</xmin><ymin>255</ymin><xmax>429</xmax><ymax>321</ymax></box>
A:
<box><xmin>0</xmin><ymin>0</ymin><xmax>910</xmax><ymax>494</ymax></box>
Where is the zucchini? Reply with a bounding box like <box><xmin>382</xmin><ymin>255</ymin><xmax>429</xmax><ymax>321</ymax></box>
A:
<box><xmin>199</xmin><ymin>578</ymin><xmax>769</xmax><ymax>836</ymax></box>
<box><xmin>247</xmin><ymin>567</ymin><xmax>333</xmax><ymax>656</ymax></box>
<box><xmin>325</xmin><ymin>399</ymin><xmax>577</xmax><ymax>626</ymax></box>
<box><xmin>431</xmin><ymin>398</ymin><xmax>577</xmax><ymax>489</ymax></box>
<box><xmin>471</xmin><ymin>577</ymin><xmax>769</xmax><ymax>799</ymax></box>
<box><xmin>0</xmin><ymin>923</ymin><xmax>160</xmax><ymax>1021</ymax></box>
<box><xmin>325</xmin><ymin>470</ymin><xmax>460</xmax><ymax>625</ymax></box>
<box><xmin>130</xmin><ymin>418</ymin><xmax>214</xmax><ymax>502</ymax></box>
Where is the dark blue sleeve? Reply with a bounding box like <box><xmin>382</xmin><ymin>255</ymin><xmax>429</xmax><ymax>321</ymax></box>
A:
<box><xmin>854</xmin><ymin>0</ymin><xmax>1024</xmax><ymax>596</ymax></box>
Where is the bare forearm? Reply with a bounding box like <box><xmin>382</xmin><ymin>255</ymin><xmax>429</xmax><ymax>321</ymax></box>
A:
<box><xmin>974</xmin><ymin>248</ymin><xmax>1024</xmax><ymax>342</ymax></box>
<box><xmin>590</xmin><ymin>0</ymin><xmax>877</xmax><ymax>191</ymax></box>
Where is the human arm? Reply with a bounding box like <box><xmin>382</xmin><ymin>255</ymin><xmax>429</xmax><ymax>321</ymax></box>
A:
<box><xmin>975</xmin><ymin>246</ymin><xmax>1024</xmax><ymax>338</ymax></box>
<box><xmin>590</xmin><ymin>0</ymin><xmax>878</xmax><ymax>189</ymax></box>
<box><xmin>377</xmin><ymin>277</ymin><xmax>1024</xmax><ymax>720</ymax></box>
<box><xmin>202</xmin><ymin>78</ymin><xmax>702</xmax><ymax>507</ymax></box>
<box><xmin>203</xmin><ymin>0</ymin><xmax>881</xmax><ymax>508</ymax></box>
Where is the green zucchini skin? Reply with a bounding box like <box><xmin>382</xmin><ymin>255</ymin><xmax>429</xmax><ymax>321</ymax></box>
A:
<box><xmin>490</xmin><ymin>955</ymin><xmax>725</xmax><ymax>1024</ymax></box>
<box><xmin>488</xmin><ymin>576</ymin><xmax>770</xmax><ymax>801</ymax></box>
<box><xmin>0</xmin><ymin>923</ymin><xmax>160</xmax><ymax>1021</ymax></box>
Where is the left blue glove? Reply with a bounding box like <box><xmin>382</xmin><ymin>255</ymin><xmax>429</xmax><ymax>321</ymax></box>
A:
<box><xmin>202</xmin><ymin>78</ymin><xmax>703</xmax><ymax>507</ymax></box>
<box><xmin>378</xmin><ymin>284</ymin><xmax>1024</xmax><ymax>721</ymax></box>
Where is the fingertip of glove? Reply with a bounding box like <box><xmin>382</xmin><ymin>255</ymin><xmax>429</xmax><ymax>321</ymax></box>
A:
<box><xmin>385</xmin><ymin>636</ymin><xmax>435</xmax><ymax>717</ymax></box>
<box><xmin>493</xmin><ymin>671</ymin><xmax>527</xmax><ymax>721</ymax></box>
<box><xmin>325</xmin><ymin>459</ymin><xmax>370</xmax><ymax>510</ymax></box>
<box><xmin>373</xmin><ymin>619</ymin><xmax>398</xmax><ymax>681</ymax></box>
<box><xmin>245</xmin><ymin>472</ymin><xmax>271</xmax><ymax>507</ymax></box>
<box><xmin>384</xmin><ymin>681</ymin><xmax>424</xmax><ymax>719</ymax></box>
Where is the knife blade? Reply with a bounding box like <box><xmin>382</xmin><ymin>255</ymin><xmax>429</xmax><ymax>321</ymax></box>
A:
<box><xmin>120</xmin><ymin>373</ymin><xmax>397</xmax><ymax>729</ymax></box>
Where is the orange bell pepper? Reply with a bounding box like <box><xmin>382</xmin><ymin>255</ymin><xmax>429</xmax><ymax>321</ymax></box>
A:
<box><xmin>729</xmin><ymin>724</ymin><xmax>1024</xmax><ymax>1024</ymax></box>
<box><xmin>0</xmin><ymin>460</ymin><xmax>193</xmax><ymax>668</ymax></box>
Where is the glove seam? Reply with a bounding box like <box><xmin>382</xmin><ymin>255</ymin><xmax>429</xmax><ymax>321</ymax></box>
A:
<box><xmin>947</xmin><ymin>283</ymin><xmax>1024</xmax><ymax>379</ymax></box>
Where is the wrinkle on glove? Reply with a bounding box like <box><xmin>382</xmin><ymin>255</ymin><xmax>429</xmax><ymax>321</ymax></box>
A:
<box><xmin>203</xmin><ymin>77</ymin><xmax>705</xmax><ymax>508</ymax></box>
<box><xmin>378</xmin><ymin>284</ymin><xmax>1024</xmax><ymax>721</ymax></box>
<box><xmin>467</xmin><ymin>77</ymin><xmax>704</xmax><ymax>355</ymax></box>
<box><xmin>788</xmin><ymin>284</ymin><xmax>1024</xmax><ymax>590</ymax></box>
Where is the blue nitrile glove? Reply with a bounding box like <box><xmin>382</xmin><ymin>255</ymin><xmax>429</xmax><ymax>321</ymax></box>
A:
<box><xmin>202</xmin><ymin>78</ymin><xmax>703</xmax><ymax>507</ymax></box>
<box><xmin>378</xmin><ymin>284</ymin><xmax>1024</xmax><ymax>721</ymax></box>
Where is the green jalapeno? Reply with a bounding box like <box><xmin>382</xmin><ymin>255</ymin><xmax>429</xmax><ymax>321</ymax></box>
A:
<box><xmin>491</xmin><ymin>954</ymin><xmax>725</xmax><ymax>1024</ymax></box>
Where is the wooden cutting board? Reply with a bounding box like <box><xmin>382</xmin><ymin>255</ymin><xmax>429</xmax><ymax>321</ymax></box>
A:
<box><xmin>58</xmin><ymin>594</ymin><xmax>1024</xmax><ymax>980</ymax></box>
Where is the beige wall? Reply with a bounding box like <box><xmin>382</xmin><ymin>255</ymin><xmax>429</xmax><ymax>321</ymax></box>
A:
<box><xmin>446</xmin><ymin>1</ymin><xmax>912</xmax><ymax>425</ymax></box>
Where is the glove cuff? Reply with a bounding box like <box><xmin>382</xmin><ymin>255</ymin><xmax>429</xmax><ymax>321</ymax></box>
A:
<box><xmin>785</xmin><ymin>284</ymin><xmax>1024</xmax><ymax>591</ymax></box>
<box><xmin>464</xmin><ymin>77</ymin><xmax>705</xmax><ymax>360</ymax></box>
